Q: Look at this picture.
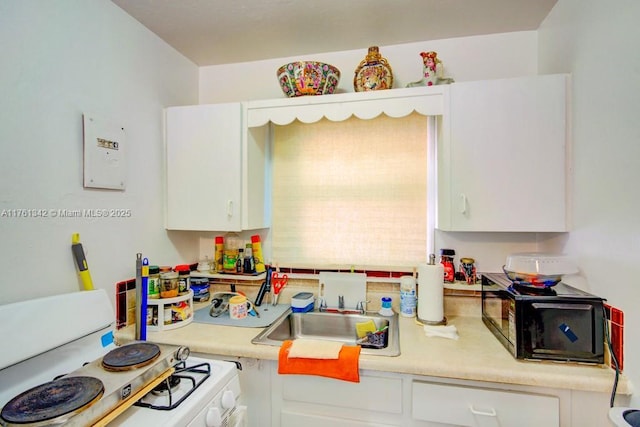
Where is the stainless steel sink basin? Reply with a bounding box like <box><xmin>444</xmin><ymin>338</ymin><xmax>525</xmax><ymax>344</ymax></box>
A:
<box><xmin>251</xmin><ymin>310</ymin><xmax>400</xmax><ymax>356</ymax></box>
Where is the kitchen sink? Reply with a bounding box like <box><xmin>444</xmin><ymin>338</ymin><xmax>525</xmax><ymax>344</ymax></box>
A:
<box><xmin>251</xmin><ymin>310</ymin><xmax>400</xmax><ymax>356</ymax></box>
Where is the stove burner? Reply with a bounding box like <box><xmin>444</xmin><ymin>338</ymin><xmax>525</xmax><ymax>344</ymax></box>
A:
<box><xmin>151</xmin><ymin>375</ymin><xmax>182</xmax><ymax>396</ymax></box>
<box><xmin>0</xmin><ymin>376</ymin><xmax>104</xmax><ymax>425</ymax></box>
<box><xmin>102</xmin><ymin>342</ymin><xmax>161</xmax><ymax>371</ymax></box>
<box><xmin>508</xmin><ymin>283</ymin><xmax>558</xmax><ymax>296</ymax></box>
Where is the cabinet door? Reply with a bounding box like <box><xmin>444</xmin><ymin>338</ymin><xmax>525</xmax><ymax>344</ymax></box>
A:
<box><xmin>165</xmin><ymin>103</ymin><xmax>242</xmax><ymax>231</ymax></box>
<box><xmin>438</xmin><ymin>74</ymin><xmax>568</xmax><ymax>232</ymax></box>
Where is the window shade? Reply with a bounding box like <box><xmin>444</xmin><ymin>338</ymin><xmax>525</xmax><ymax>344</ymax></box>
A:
<box><xmin>271</xmin><ymin>113</ymin><xmax>428</xmax><ymax>270</ymax></box>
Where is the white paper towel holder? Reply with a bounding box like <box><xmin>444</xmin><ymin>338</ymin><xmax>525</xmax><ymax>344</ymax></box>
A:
<box><xmin>416</xmin><ymin>254</ymin><xmax>447</xmax><ymax>326</ymax></box>
<box><xmin>416</xmin><ymin>314</ymin><xmax>447</xmax><ymax>326</ymax></box>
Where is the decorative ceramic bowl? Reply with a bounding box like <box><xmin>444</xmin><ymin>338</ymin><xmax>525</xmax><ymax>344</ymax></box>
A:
<box><xmin>277</xmin><ymin>61</ymin><xmax>341</xmax><ymax>97</ymax></box>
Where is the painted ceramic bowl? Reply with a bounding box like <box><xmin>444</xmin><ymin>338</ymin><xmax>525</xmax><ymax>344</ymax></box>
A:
<box><xmin>277</xmin><ymin>61</ymin><xmax>341</xmax><ymax>97</ymax></box>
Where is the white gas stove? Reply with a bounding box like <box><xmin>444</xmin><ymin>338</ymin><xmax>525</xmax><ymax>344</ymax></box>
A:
<box><xmin>0</xmin><ymin>290</ymin><xmax>245</xmax><ymax>427</ymax></box>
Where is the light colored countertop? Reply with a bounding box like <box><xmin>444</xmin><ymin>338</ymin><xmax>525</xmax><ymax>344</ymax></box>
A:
<box><xmin>116</xmin><ymin>307</ymin><xmax>631</xmax><ymax>395</ymax></box>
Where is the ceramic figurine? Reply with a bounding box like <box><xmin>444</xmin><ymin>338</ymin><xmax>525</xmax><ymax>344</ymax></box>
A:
<box><xmin>407</xmin><ymin>51</ymin><xmax>453</xmax><ymax>87</ymax></box>
<box><xmin>354</xmin><ymin>46</ymin><xmax>393</xmax><ymax>92</ymax></box>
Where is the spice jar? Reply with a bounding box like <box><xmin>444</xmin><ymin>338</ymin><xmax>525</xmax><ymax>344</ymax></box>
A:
<box><xmin>147</xmin><ymin>265</ymin><xmax>160</xmax><ymax>299</ymax></box>
<box><xmin>160</xmin><ymin>271</ymin><xmax>179</xmax><ymax>298</ymax></box>
<box><xmin>175</xmin><ymin>264</ymin><xmax>190</xmax><ymax>295</ymax></box>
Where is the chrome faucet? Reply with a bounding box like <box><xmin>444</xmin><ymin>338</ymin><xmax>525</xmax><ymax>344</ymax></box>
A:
<box><xmin>338</xmin><ymin>295</ymin><xmax>345</xmax><ymax>310</ymax></box>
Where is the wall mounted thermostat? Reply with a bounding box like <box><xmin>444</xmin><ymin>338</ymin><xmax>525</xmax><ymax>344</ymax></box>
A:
<box><xmin>83</xmin><ymin>113</ymin><xmax>126</xmax><ymax>190</ymax></box>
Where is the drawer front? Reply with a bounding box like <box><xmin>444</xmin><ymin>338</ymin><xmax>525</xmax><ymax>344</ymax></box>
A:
<box><xmin>282</xmin><ymin>410</ymin><xmax>401</xmax><ymax>427</ymax></box>
<box><xmin>412</xmin><ymin>381</ymin><xmax>559</xmax><ymax>427</ymax></box>
<box><xmin>282</xmin><ymin>374</ymin><xmax>402</xmax><ymax>414</ymax></box>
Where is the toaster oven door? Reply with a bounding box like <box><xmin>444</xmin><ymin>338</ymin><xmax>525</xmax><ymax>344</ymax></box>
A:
<box><xmin>521</xmin><ymin>301</ymin><xmax>604</xmax><ymax>363</ymax></box>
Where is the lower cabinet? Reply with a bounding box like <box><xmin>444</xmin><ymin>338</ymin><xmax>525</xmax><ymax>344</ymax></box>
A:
<box><xmin>272</xmin><ymin>369</ymin><xmax>405</xmax><ymax>426</ymax></box>
<box><xmin>219</xmin><ymin>360</ymin><xmax>613</xmax><ymax>427</ymax></box>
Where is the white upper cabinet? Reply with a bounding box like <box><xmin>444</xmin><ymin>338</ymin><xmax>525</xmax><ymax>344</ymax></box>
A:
<box><xmin>437</xmin><ymin>74</ymin><xmax>569</xmax><ymax>232</ymax></box>
<box><xmin>165</xmin><ymin>75</ymin><xmax>569</xmax><ymax>233</ymax></box>
<box><xmin>165</xmin><ymin>103</ymin><xmax>243</xmax><ymax>231</ymax></box>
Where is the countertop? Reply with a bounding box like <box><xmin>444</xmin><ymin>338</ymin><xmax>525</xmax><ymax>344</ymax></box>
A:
<box><xmin>116</xmin><ymin>307</ymin><xmax>631</xmax><ymax>395</ymax></box>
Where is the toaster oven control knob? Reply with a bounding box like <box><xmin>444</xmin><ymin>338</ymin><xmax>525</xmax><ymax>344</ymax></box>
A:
<box><xmin>221</xmin><ymin>389</ymin><xmax>236</xmax><ymax>409</ymax></box>
<box><xmin>176</xmin><ymin>346</ymin><xmax>190</xmax><ymax>361</ymax></box>
<box><xmin>205</xmin><ymin>407</ymin><xmax>222</xmax><ymax>427</ymax></box>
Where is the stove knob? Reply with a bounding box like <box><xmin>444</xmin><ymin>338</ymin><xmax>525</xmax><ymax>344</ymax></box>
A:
<box><xmin>176</xmin><ymin>346</ymin><xmax>190</xmax><ymax>361</ymax></box>
<box><xmin>205</xmin><ymin>406</ymin><xmax>222</xmax><ymax>427</ymax></box>
<box><xmin>221</xmin><ymin>389</ymin><xmax>236</xmax><ymax>409</ymax></box>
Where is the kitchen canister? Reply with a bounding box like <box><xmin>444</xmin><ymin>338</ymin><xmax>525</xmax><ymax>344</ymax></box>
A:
<box><xmin>417</xmin><ymin>254</ymin><xmax>445</xmax><ymax>324</ymax></box>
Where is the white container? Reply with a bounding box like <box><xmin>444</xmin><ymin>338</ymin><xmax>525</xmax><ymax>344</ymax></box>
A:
<box><xmin>400</xmin><ymin>275</ymin><xmax>417</xmax><ymax>318</ymax></box>
<box><xmin>291</xmin><ymin>292</ymin><xmax>315</xmax><ymax>313</ymax></box>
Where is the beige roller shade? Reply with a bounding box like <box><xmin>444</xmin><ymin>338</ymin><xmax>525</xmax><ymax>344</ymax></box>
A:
<box><xmin>271</xmin><ymin>113</ymin><xmax>428</xmax><ymax>270</ymax></box>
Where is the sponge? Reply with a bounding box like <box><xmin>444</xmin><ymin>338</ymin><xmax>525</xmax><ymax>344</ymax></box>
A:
<box><xmin>355</xmin><ymin>320</ymin><xmax>377</xmax><ymax>339</ymax></box>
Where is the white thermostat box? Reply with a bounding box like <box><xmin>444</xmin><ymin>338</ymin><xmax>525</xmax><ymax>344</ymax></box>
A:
<box><xmin>83</xmin><ymin>113</ymin><xmax>126</xmax><ymax>190</ymax></box>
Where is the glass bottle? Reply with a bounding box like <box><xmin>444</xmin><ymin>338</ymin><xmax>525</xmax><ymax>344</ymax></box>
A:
<box><xmin>243</xmin><ymin>243</ymin><xmax>255</xmax><ymax>274</ymax></box>
<box><xmin>236</xmin><ymin>248</ymin><xmax>244</xmax><ymax>273</ymax></box>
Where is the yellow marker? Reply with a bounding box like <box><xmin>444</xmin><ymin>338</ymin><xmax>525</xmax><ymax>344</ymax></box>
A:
<box><xmin>72</xmin><ymin>233</ymin><xmax>94</xmax><ymax>290</ymax></box>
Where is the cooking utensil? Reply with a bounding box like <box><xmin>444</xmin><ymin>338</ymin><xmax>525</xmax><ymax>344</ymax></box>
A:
<box><xmin>271</xmin><ymin>272</ymin><xmax>288</xmax><ymax>305</ymax></box>
<box><xmin>254</xmin><ymin>265</ymin><xmax>273</xmax><ymax>306</ymax></box>
<box><xmin>503</xmin><ymin>252</ymin><xmax>577</xmax><ymax>288</ymax></box>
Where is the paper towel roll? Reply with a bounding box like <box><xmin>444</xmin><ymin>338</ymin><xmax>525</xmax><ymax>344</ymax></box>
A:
<box><xmin>417</xmin><ymin>262</ymin><xmax>444</xmax><ymax>323</ymax></box>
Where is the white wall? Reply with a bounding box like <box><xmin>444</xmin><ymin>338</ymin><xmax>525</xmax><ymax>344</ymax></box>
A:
<box><xmin>538</xmin><ymin>0</ymin><xmax>640</xmax><ymax>406</ymax></box>
<box><xmin>0</xmin><ymin>0</ymin><xmax>200</xmax><ymax>307</ymax></box>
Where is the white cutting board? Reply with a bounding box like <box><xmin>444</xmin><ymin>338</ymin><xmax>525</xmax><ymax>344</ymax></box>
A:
<box><xmin>318</xmin><ymin>272</ymin><xmax>367</xmax><ymax>310</ymax></box>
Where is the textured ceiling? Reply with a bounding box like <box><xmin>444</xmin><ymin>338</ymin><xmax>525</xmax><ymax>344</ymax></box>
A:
<box><xmin>111</xmin><ymin>0</ymin><xmax>557</xmax><ymax>66</ymax></box>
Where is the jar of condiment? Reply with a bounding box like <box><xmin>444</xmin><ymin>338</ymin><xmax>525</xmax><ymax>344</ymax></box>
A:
<box><xmin>440</xmin><ymin>249</ymin><xmax>456</xmax><ymax>283</ymax></box>
<box><xmin>147</xmin><ymin>265</ymin><xmax>160</xmax><ymax>299</ymax></box>
<box><xmin>460</xmin><ymin>257</ymin><xmax>477</xmax><ymax>284</ymax></box>
<box><xmin>175</xmin><ymin>264</ymin><xmax>190</xmax><ymax>295</ymax></box>
<box><xmin>160</xmin><ymin>271</ymin><xmax>179</xmax><ymax>298</ymax></box>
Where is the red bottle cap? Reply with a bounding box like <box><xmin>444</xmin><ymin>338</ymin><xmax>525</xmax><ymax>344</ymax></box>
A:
<box><xmin>251</xmin><ymin>235</ymin><xmax>261</xmax><ymax>243</ymax></box>
<box><xmin>215</xmin><ymin>236</ymin><xmax>224</xmax><ymax>244</ymax></box>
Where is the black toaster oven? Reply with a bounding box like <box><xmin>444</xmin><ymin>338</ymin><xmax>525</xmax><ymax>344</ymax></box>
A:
<box><xmin>481</xmin><ymin>272</ymin><xmax>605</xmax><ymax>363</ymax></box>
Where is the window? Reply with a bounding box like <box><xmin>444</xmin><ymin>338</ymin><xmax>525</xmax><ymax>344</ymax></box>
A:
<box><xmin>271</xmin><ymin>113</ymin><xmax>430</xmax><ymax>271</ymax></box>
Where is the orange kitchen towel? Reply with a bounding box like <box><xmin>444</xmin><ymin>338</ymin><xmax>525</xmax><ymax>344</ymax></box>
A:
<box><xmin>278</xmin><ymin>339</ymin><xmax>361</xmax><ymax>383</ymax></box>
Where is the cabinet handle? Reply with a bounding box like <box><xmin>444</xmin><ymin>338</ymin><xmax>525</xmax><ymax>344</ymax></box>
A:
<box><xmin>460</xmin><ymin>193</ymin><xmax>468</xmax><ymax>214</ymax></box>
<box><xmin>469</xmin><ymin>405</ymin><xmax>497</xmax><ymax>417</ymax></box>
<box><xmin>227</xmin><ymin>200</ymin><xmax>233</xmax><ymax>218</ymax></box>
